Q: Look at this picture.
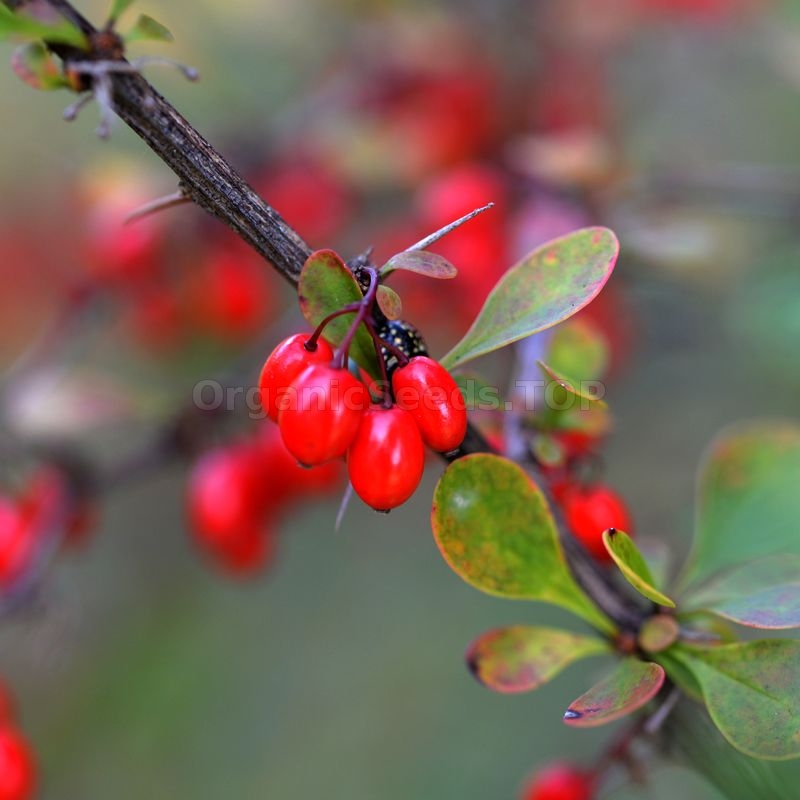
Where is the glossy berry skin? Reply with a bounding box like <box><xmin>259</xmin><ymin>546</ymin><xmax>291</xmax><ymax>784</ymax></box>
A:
<box><xmin>347</xmin><ymin>406</ymin><xmax>425</xmax><ymax>511</ymax></box>
<box><xmin>562</xmin><ymin>484</ymin><xmax>632</xmax><ymax>561</ymax></box>
<box><xmin>0</xmin><ymin>727</ymin><xmax>36</xmax><ymax>800</ymax></box>
<box><xmin>521</xmin><ymin>762</ymin><xmax>594</xmax><ymax>800</ymax></box>
<box><xmin>392</xmin><ymin>356</ymin><xmax>467</xmax><ymax>452</ymax></box>
<box><xmin>259</xmin><ymin>334</ymin><xmax>334</xmax><ymax>422</ymax></box>
<box><xmin>279</xmin><ymin>365</ymin><xmax>368</xmax><ymax>466</ymax></box>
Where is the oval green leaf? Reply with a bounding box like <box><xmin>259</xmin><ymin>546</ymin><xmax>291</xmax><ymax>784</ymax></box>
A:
<box><xmin>376</xmin><ymin>284</ymin><xmax>402</xmax><ymax>320</ymax></box>
<box><xmin>431</xmin><ymin>454</ymin><xmax>614</xmax><ymax>633</ymax></box>
<box><xmin>466</xmin><ymin>625</ymin><xmax>610</xmax><ymax>694</ymax></box>
<box><xmin>126</xmin><ymin>14</ymin><xmax>174</xmax><ymax>44</ymax></box>
<box><xmin>679</xmin><ymin>421</ymin><xmax>800</xmax><ymax>592</ymax></box>
<box><xmin>602</xmin><ymin>529</ymin><xmax>676</xmax><ymax>608</ymax></box>
<box><xmin>673</xmin><ymin>640</ymin><xmax>800</xmax><ymax>760</ymax></box>
<box><xmin>0</xmin><ymin>6</ymin><xmax>87</xmax><ymax>47</ymax></box>
<box><xmin>440</xmin><ymin>227</ymin><xmax>619</xmax><ymax>371</ymax></box>
<box><xmin>380</xmin><ymin>250</ymin><xmax>457</xmax><ymax>280</ymax></box>
<box><xmin>297</xmin><ymin>249</ymin><xmax>380</xmax><ymax>378</ymax></box>
<box><xmin>109</xmin><ymin>0</ymin><xmax>138</xmax><ymax>22</ymax></box>
<box><xmin>702</xmin><ymin>584</ymin><xmax>800</xmax><ymax>630</ymax></box>
<box><xmin>563</xmin><ymin>658</ymin><xmax>665</xmax><ymax>728</ymax></box>
<box><xmin>546</xmin><ymin>317</ymin><xmax>609</xmax><ymax>383</ymax></box>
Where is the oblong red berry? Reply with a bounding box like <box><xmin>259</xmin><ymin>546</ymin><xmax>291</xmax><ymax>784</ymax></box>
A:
<box><xmin>561</xmin><ymin>484</ymin><xmax>632</xmax><ymax>562</ymax></box>
<box><xmin>391</xmin><ymin>356</ymin><xmax>467</xmax><ymax>452</ymax></box>
<box><xmin>521</xmin><ymin>761</ymin><xmax>594</xmax><ymax>800</ymax></box>
<box><xmin>347</xmin><ymin>405</ymin><xmax>425</xmax><ymax>511</ymax></box>
<box><xmin>259</xmin><ymin>333</ymin><xmax>334</xmax><ymax>422</ymax></box>
<box><xmin>279</xmin><ymin>365</ymin><xmax>368</xmax><ymax>466</ymax></box>
<box><xmin>0</xmin><ymin>726</ymin><xmax>36</xmax><ymax>800</ymax></box>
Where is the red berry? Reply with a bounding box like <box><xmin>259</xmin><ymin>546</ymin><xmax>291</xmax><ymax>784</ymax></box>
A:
<box><xmin>0</xmin><ymin>727</ymin><xmax>36</xmax><ymax>800</ymax></box>
<box><xmin>254</xmin><ymin>426</ymin><xmax>343</xmax><ymax>505</ymax></box>
<box><xmin>347</xmin><ymin>405</ymin><xmax>425</xmax><ymax>511</ymax></box>
<box><xmin>391</xmin><ymin>356</ymin><xmax>467</xmax><ymax>452</ymax></box>
<box><xmin>562</xmin><ymin>484</ymin><xmax>632</xmax><ymax>561</ymax></box>
<box><xmin>186</xmin><ymin>445</ymin><xmax>271</xmax><ymax>575</ymax></box>
<box><xmin>213</xmin><ymin>522</ymin><xmax>276</xmax><ymax>577</ymax></box>
<box><xmin>0</xmin><ymin>501</ymin><xmax>32</xmax><ymax>587</ymax></box>
<box><xmin>279</xmin><ymin>365</ymin><xmax>368</xmax><ymax>466</ymax></box>
<box><xmin>259</xmin><ymin>334</ymin><xmax>334</xmax><ymax>422</ymax></box>
<box><xmin>521</xmin><ymin>762</ymin><xmax>594</xmax><ymax>800</ymax></box>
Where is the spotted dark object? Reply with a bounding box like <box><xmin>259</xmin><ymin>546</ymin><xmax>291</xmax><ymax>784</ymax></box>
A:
<box><xmin>377</xmin><ymin>319</ymin><xmax>428</xmax><ymax>376</ymax></box>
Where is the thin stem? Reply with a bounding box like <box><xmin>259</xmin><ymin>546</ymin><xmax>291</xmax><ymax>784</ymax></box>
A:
<box><xmin>124</xmin><ymin>189</ymin><xmax>191</xmax><ymax>224</ymax></box>
<box><xmin>307</xmin><ymin>303</ymin><xmax>362</xmax><ymax>350</ymax></box>
<box><xmin>406</xmin><ymin>203</ymin><xmax>495</xmax><ymax>252</ymax></box>
<box><xmin>332</xmin><ymin>268</ymin><xmax>379</xmax><ymax>370</ymax></box>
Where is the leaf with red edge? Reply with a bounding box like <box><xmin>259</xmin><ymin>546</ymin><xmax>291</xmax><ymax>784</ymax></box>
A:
<box><xmin>466</xmin><ymin>625</ymin><xmax>610</xmax><ymax>694</ymax></box>
<box><xmin>440</xmin><ymin>227</ymin><xmax>619</xmax><ymax>371</ymax></box>
<box><xmin>700</xmin><ymin>584</ymin><xmax>800</xmax><ymax>630</ymax></box>
<box><xmin>376</xmin><ymin>284</ymin><xmax>402</xmax><ymax>320</ymax></box>
<box><xmin>11</xmin><ymin>42</ymin><xmax>69</xmax><ymax>90</ymax></box>
<box><xmin>297</xmin><ymin>249</ymin><xmax>380</xmax><ymax>378</ymax></box>
<box><xmin>673</xmin><ymin>640</ymin><xmax>800</xmax><ymax>760</ymax></box>
<box><xmin>380</xmin><ymin>250</ymin><xmax>457</xmax><ymax>280</ymax></box>
<box><xmin>563</xmin><ymin>659</ymin><xmax>665</xmax><ymax>728</ymax></box>
<box><xmin>431</xmin><ymin>454</ymin><xmax>614</xmax><ymax>633</ymax></box>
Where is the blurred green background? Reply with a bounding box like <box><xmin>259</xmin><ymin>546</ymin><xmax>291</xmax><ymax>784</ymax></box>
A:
<box><xmin>3</xmin><ymin>0</ymin><xmax>800</xmax><ymax>798</ymax></box>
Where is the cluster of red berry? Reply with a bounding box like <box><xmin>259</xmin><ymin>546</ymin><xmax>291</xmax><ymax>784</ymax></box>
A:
<box><xmin>0</xmin><ymin>684</ymin><xmax>35</xmax><ymax>800</ymax></box>
<box><xmin>259</xmin><ymin>331</ymin><xmax>467</xmax><ymax>512</ymax></box>
<box><xmin>186</xmin><ymin>427</ymin><xmax>342</xmax><ymax>576</ymax></box>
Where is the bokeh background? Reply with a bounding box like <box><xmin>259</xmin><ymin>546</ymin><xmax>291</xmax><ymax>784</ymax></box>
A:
<box><xmin>3</xmin><ymin>0</ymin><xmax>800</xmax><ymax>797</ymax></box>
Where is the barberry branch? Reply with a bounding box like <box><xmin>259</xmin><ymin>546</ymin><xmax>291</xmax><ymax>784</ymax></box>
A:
<box><xmin>2</xmin><ymin>0</ymin><xmax>641</xmax><ymax>632</ymax></box>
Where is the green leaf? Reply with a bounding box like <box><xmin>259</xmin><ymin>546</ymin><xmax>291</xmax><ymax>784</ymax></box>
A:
<box><xmin>466</xmin><ymin>625</ymin><xmax>610</xmax><ymax>694</ymax></box>
<box><xmin>376</xmin><ymin>284</ymin><xmax>402</xmax><ymax>320</ymax></box>
<box><xmin>440</xmin><ymin>227</ymin><xmax>619</xmax><ymax>371</ymax></box>
<box><xmin>638</xmin><ymin>615</ymin><xmax>680</xmax><ymax>654</ymax></box>
<box><xmin>537</xmin><ymin>361</ymin><xmax>607</xmax><ymax>407</ymax></box>
<box><xmin>109</xmin><ymin>0</ymin><xmax>138</xmax><ymax>23</ymax></box>
<box><xmin>380</xmin><ymin>250</ymin><xmax>457</xmax><ymax>280</ymax></box>
<box><xmin>0</xmin><ymin>6</ymin><xmax>87</xmax><ymax>47</ymax></box>
<box><xmin>563</xmin><ymin>658</ymin><xmax>665</xmax><ymax>728</ymax></box>
<box><xmin>664</xmin><ymin>698</ymin><xmax>800</xmax><ymax>800</ymax></box>
<box><xmin>674</xmin><ymin>640</ymin><xmax>800</xmax><ymax>760</ymax></box>
<box><xmin>683</xmin><ymin>555</ymin><xmax>800</xmax><ymax>609</ymax></box>
<box><xmin>679</xmin><ymin>421</ymin><xmax>800</xmax><ymax>592</ymax></box>
<box><xmin>700</xmin><ymin>584</ymin><xmax>800</xmax><ymax>630</ymax></box>
<box><xmin>655</xmin><ymin>649</ymin><xmax>704</xmax><ymax>702</ymax></box>
<box><xmin>546</xmin><ymin>317</ymin><xmax>609</xmax><ymax>384</ymax></box>
<box><xmin>602</xmin><ymin>529</ymin><xmax>676</xmax><ymax>607</ymax></box>
<box><xmin>125</xmin><ymin>14</ymin><xmax>173</xmax><ymax>44</ymax></box>
<box><xmin>10</xmin><ymin>41</ymin><xmax>70</xmax><ymax>90</ymax></box>
<box><xmin>431</xmin><ymin>454</ymin><xmax>614</xmax><ymax>634</ymax></box>
<box><xmin>297</xmin><ymin>250</ymin><xmax>380</xmax><ymax>378</ymax></box>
